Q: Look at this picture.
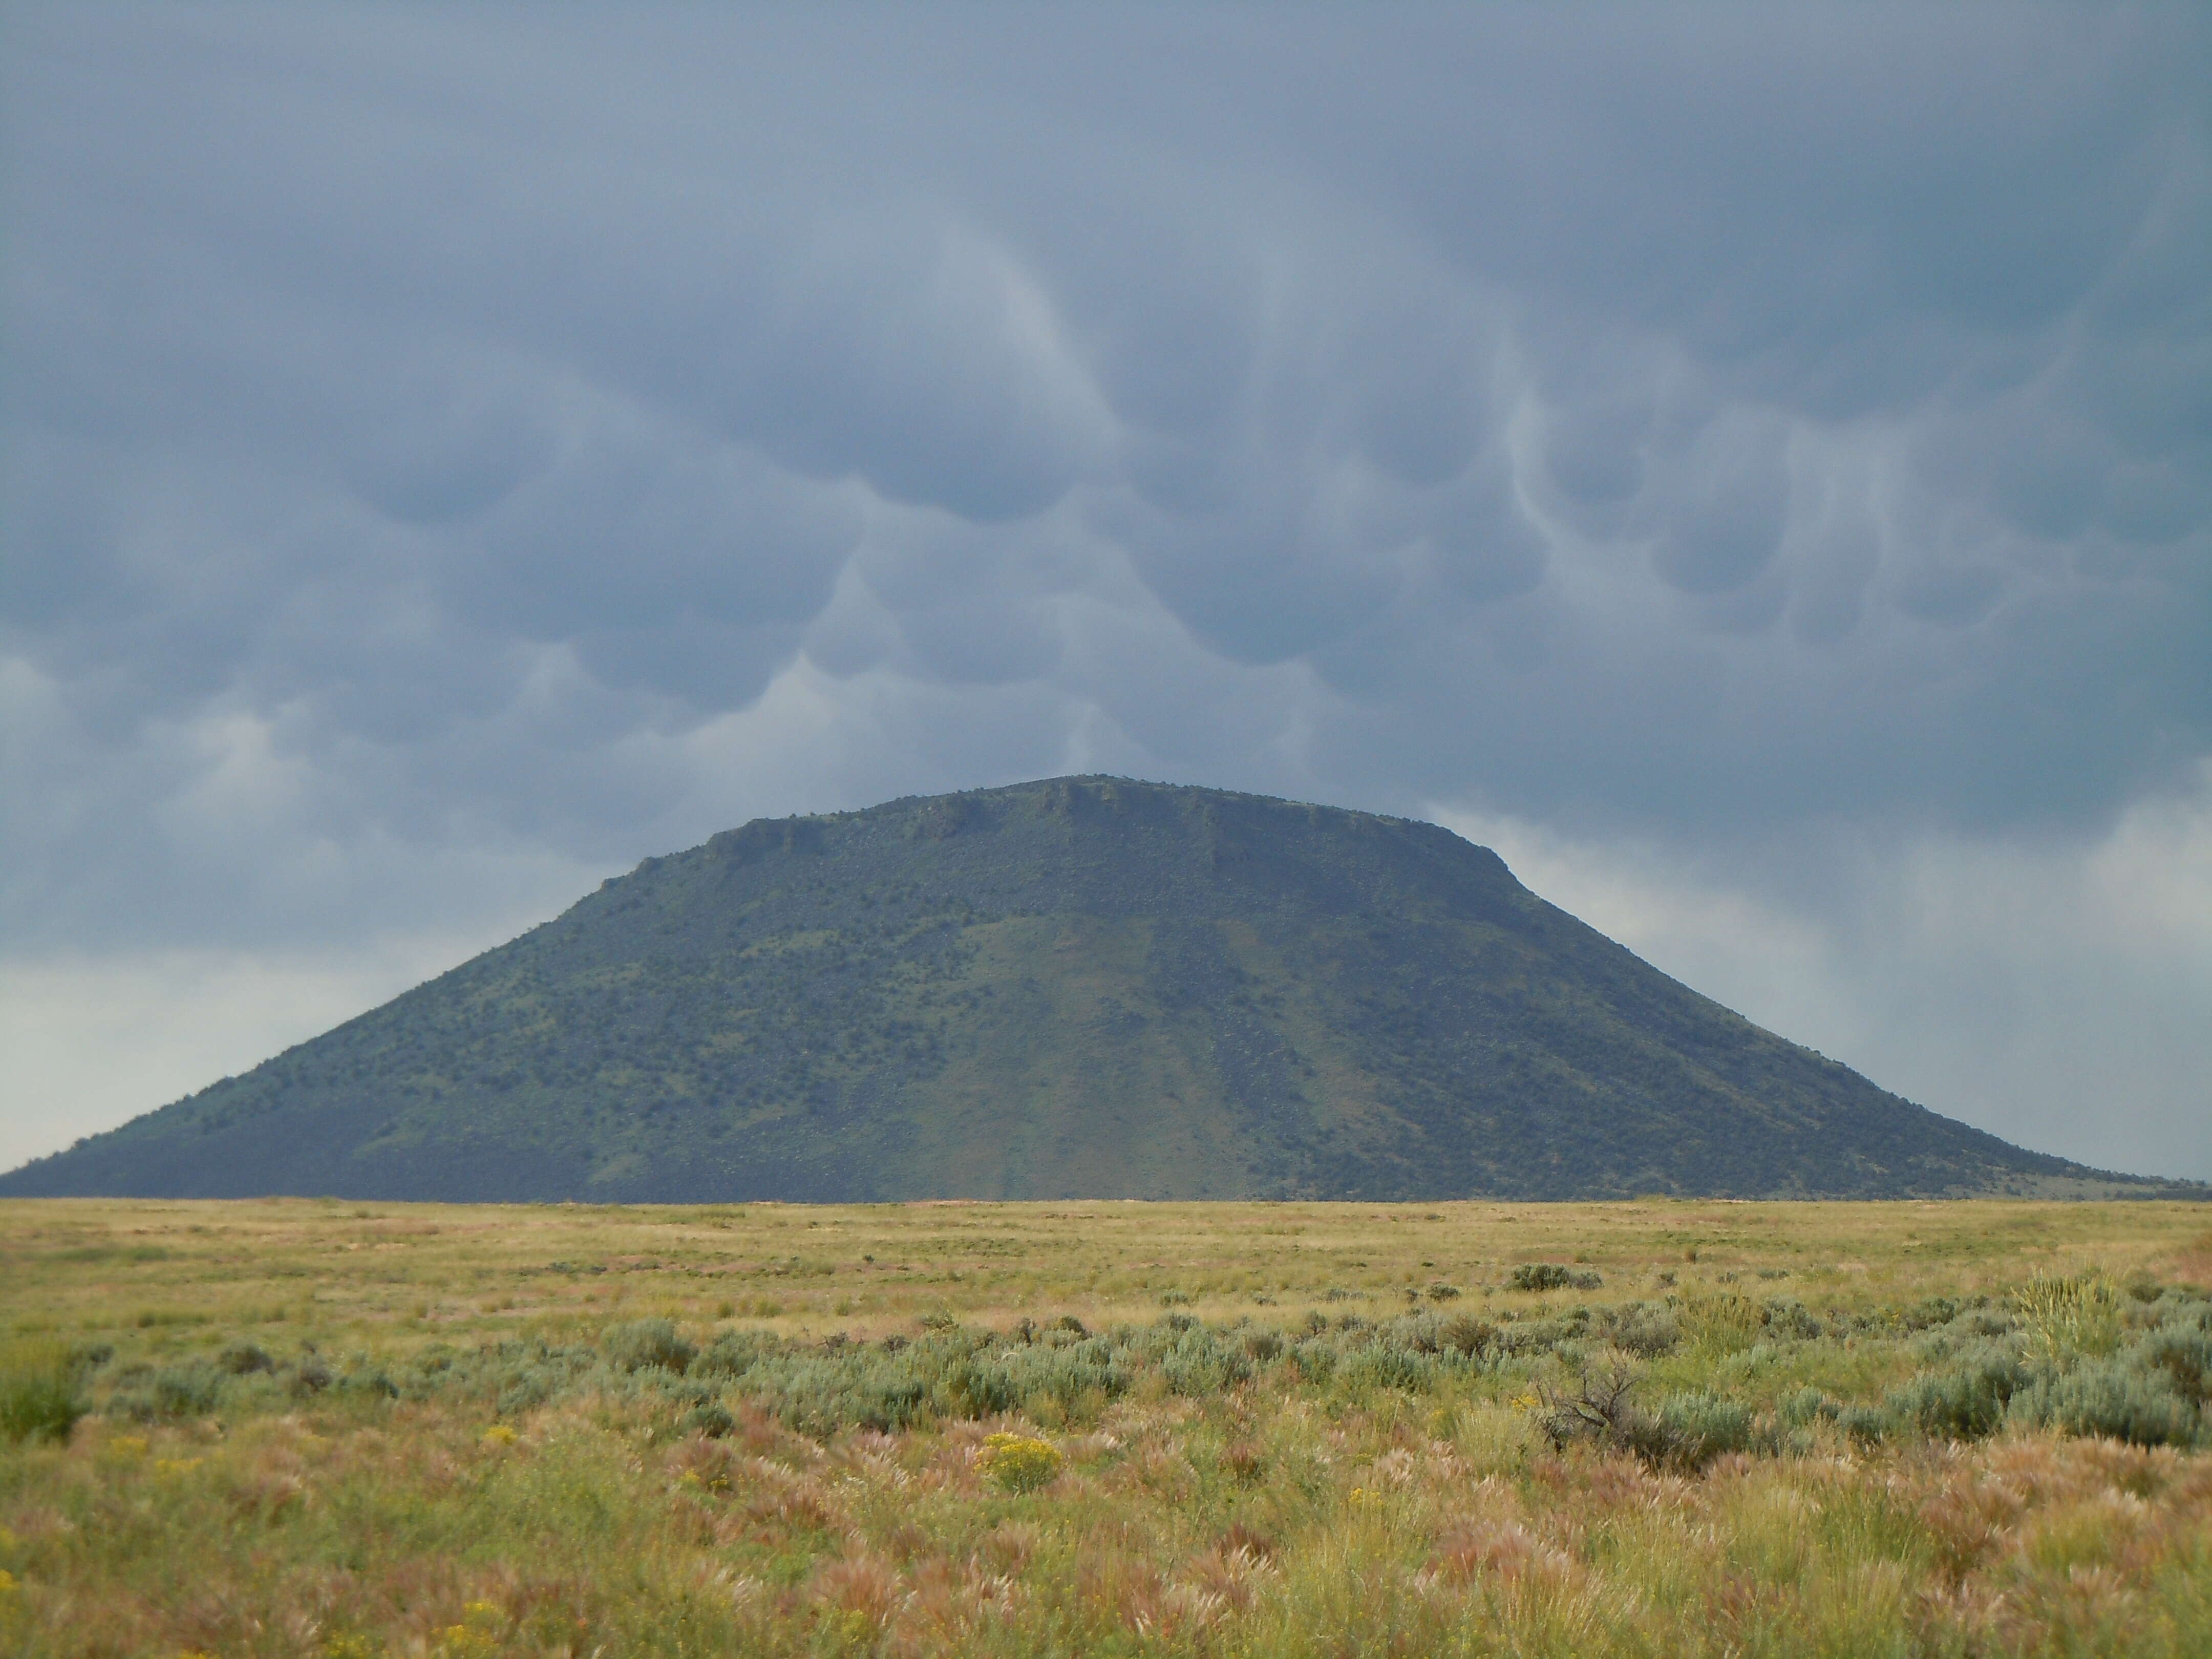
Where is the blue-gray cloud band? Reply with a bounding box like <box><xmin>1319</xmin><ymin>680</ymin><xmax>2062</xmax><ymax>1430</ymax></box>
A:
<box><xmin>4</xmin><ymin>4</ymin><xmax>2209</xmax><ymax>954</ymax></box>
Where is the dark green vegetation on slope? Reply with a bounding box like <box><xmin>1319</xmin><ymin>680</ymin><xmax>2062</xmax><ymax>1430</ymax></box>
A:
<box><xmin>1</xmin><ymin>778</ymin><xmax>2185</xmax><ymax>1202</ymax></box>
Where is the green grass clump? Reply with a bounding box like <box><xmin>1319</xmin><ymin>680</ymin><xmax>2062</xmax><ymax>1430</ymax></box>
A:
<box><xmin>1887</xmin><ymin>1344</ymin><xmax>2030</xmax><ymax>1440</ymax></box>
<box><xmin>1510</xmin><ymin>1262</ymin><xmax>1603</xmax><ymax>1291</ymax></box>
<box><xmin>2016</xmin><ymin>1269</ymin><xmax>2126</xmax><ymax>1363</ymax></box>
<box><xmin>1625</xmin><ymin>1389</ymin><xmax>1757</xmax><ymax>1470</ymax></box>
<box><xmin>601</xmin><ymin>1317</ymin><xmax>696</xmax><ymax>1374</ymax></box>
<box><xmin>215</xmin><ymin>1338</ymin><xmax>273</xmax><ymax>1375</ymax></box>
<box><xmin>0</xmin><ymin>1342</ymin><xmax>81</xmax><ymax>1443</ymax></box>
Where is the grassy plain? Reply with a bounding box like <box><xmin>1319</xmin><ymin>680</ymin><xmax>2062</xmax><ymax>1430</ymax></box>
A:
<box><xmin>2</xmin><ymin>1197</ymin><xmax>2209</xmax><ymax>1656</ymax></box>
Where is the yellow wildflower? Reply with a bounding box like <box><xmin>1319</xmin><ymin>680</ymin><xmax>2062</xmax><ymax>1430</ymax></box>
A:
<box><xmin>976</xmin><ymin>1431</ymin><xmax>1062</xmax><ymax>1493</ymax></box>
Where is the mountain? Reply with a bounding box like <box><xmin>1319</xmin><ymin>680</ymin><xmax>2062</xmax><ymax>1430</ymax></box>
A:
<box><xmin>1</xmin><ymin>777</ymin><xmax>2185</xmax><ymax>1202</ymax></box>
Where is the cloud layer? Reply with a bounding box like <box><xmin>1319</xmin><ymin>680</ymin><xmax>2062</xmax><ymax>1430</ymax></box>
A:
<box><xmin>5</xmin><ymin>6</ymin><xmax>2208</xmax><ymax>1174</ymax></box>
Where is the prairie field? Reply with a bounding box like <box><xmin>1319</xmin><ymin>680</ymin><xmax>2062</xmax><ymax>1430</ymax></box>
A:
<box><xmin>2</xmin><ymin>1196</ymin><xmax>2210</xmax><ymax>1657</ymax></box>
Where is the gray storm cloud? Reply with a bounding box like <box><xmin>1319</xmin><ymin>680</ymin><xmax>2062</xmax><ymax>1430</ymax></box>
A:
<box><xmin>3</xmin><ymin>5</ymin><xmax>2208</xmax><ymax>1175</ymax></box>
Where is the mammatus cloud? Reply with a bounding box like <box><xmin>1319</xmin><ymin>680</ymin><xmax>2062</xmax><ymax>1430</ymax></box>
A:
<box><xmin>3</xmin><ymin>6</ymin><xmax>2207</xmax><ymax>1175</ymax></box>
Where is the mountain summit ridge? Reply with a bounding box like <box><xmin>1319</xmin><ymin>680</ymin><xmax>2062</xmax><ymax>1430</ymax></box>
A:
<box><xmin>2</xmin><ymin>776</ymin><xmax>2185</xmax><ymax>1201</ymax></box>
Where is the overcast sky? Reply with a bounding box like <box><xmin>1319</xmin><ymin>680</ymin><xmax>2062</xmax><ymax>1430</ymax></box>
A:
<box><xmin>4</xmin><ymin>4</ymin><xmax>2208</xmax><ymax>1180</ymax></box>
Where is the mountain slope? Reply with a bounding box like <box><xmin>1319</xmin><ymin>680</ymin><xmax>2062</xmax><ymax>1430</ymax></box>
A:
<box><xmin>1</xmin><ymin>777</ymin><xmax>2181</xmax><ymax>1201</ymax></box>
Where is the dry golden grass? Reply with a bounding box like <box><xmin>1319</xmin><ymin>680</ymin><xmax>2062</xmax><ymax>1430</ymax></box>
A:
<box><xmin>1</xmin><ymin>1197</ymin><xmax>2207</xmax><ymax>1657</ymax></box>
<box><xmin>4</xmin><ymin>1195</ymin><xmax>2202</xmax><ymax>1346</ymax></box>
